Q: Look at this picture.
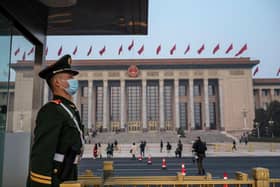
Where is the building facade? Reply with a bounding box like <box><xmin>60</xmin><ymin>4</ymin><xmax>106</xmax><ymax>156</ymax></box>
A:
<box><xmin>9</xmin><ymin>57</ymin><xmax>265</xmax><ymax>134</ymax></box>
<box><xmin>253</xmin><ymin>79</ymin><xmax>280</xmax><ymax>110</ymax></box>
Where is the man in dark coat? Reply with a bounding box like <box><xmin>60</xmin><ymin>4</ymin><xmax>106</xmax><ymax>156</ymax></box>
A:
<box><xmin>27</xmin><ymin>54</ymin><xmax>84</xmax><ymax>187</ymax></box>
<box><xmin>192</xmin><ymin>136</ymin><xmax>207</xmax><ymax>175</ymax></box>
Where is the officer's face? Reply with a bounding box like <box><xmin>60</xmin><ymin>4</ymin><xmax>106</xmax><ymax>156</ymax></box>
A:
<box><xmin>53</xmin><ymin>73</ymin><xmax>74</xmax><ymax>90</ymax></box>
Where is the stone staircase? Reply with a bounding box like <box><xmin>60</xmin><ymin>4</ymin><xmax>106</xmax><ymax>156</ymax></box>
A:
<box><xmin>90</xmin><ymin>130</ymin><xmax>233</xmax><ymax>144</ymax></box>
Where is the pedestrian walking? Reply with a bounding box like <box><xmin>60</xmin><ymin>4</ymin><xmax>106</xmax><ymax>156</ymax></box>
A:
<box><xmin>232</xmin><ymin>140</ymin><xmax>237</xmax><ymax>151</ymax></box>
<box><xmin>130</xmin><ymin>142</ymin><xmax>137</xmax><ymax>159</ymax></box>
<box><xmin>98</xmin><ymin>142</ymin><xmax>102</xmax><ymax>159</ymax></box>
<box><xmin>160</xmin><ymin>140</ymin><xmax>163</xmax><ymax>153</ymax></box>
<box><xmin>166</xmin><ymin>142</ymin><xmax>172</xmax><ymax>156</ymax></box>
<box><xmin>93</xmin><ymin>144</ymin><xmax>98</xmax><ymax>159</ymax></box>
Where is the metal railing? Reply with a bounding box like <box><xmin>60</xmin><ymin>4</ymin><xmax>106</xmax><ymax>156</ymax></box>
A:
<box><xmin>60</xmin><ymin>162</ymin><xmax>280</xmax><ymax>187</ymax></box>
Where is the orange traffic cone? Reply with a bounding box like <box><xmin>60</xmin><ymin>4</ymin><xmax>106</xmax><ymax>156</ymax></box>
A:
<box><xmin>138</xmin><ymin>154</ymin><xmax>142</xmax><ymax>161</ymax></box>
<box><xmin>147</xmin><ymin>154</ymin><xmax>152</xmax><ymax>165</ymax></box>
<box><xmin>223</xmin><ymin>172</ymin><xmax>228</xmax><ymax>187</ymax></box>
<box><xmin>181</xmin><ymin>163</ymin><xmax>186</xmax><ymax>176</ymax></box>
<box><xmin>161</xmin><ymin>158</ymin><xmax>167</xmax><ymax>169</ymax></box>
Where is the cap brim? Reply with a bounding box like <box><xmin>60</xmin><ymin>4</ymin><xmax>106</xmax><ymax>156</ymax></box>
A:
<box><xmin>62</xmin><ymin>70</ymin><xmax>79</xmax><ymax>76</ymax></box>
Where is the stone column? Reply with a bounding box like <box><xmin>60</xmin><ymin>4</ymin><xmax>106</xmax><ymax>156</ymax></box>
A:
<box><xmin>218</xmin><ymin>79</ymin><xmax>224</xmax><ymax>130</ymax></box>
<box><xmin>43</xmin><ymin>81</ymin><xmax>49</xmax><ymax>104</ymax></box>
<box><xmin>270</xmin><ymin>88</ymin><xmax>275</xmax><ymax>102</ymax></box>
<box><xmin>159</xmin><ymin>79</ymin><xmax>165</xmax><ymax>130</ymax></box>
<box><xmin>120</xmin><ymin>80</ymin><xmax>125</xmax><ymax>131</ymax></box>
<box><xmin>204</xmin><ymin>79</ymin><xmax>210</xmax><ymax>129</ymax></box>
<box><xmin>88</xmin><ymin>80</ymin><xmax>93</xmax><ymax>130</ymax></box>
<box><xmin>189</xmin><ymin>79</ymin><xmax>195</xmax><ymax>129</ymax></box>
<box><xmin>103</xmin><ymin>80</ymin><xmax>108</xmax><ymax>131</ymax></box>
<box><xmin>142</xmin><ymin>79</ymin><xmax>147</xmax><ymax>131</ymax></box>
<box><xmin>174</xmin><ymin>79</ymin><xmax>180</xmax><ymax>129</ymax></box>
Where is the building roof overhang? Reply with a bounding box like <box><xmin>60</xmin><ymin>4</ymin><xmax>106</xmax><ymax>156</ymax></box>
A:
<box><xmin>11</xmin><ymin>57</ymin><xmax>259</xmax><ymax>71</ymax></box>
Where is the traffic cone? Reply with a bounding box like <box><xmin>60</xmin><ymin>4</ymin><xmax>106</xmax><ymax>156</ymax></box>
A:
<box><xmin>147</xmin><ymin>154</ymin><xmax>152</xmax><ymax>165</ymax></box>
<box><xmin>181</xmin><ymin>163</ymin><xmax>186</xmax><ymax>176</ymax></box>
<box><xmin>138</xmin><ymin>154</ymin><xmax>142</xmax><ymax>161</ymax></box>
<box><xmin>223</xmin><ymin>172</ymin><xmax>228</xmax><ymax>187</ymax></box>
<box><xmin>161</xmin><ymin>158</ymin><xmax>167</xmax><ymax>169</ymax></box>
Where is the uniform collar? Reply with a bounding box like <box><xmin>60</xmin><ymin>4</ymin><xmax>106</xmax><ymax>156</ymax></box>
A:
<box><xmin>53</xmin><ymin>95</ymin><xmax>76</xmax><ymax>109</ymax></box>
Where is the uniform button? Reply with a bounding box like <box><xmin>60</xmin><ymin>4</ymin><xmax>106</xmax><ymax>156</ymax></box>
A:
<box><xmin>53</xmin><ymin>169</ymin><xmax>58</xmax><ymax>173</ymax></box>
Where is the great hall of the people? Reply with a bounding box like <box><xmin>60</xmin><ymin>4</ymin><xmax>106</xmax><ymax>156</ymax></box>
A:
<box><xmin>2</xmin><ymin>57</ymin><xmax>280</xmax><ymax>134</ymax></box>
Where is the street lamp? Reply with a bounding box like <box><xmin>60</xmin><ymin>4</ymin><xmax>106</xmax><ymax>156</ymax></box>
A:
<box><xmin>268</xmin><ymin>119</ymin><xmax>274</xmax><ymax>138</ymax></box>
<box><xmin>254</xmin><ymin>122</ymin><xmax>260</xmax><ymax>138</ymax></box>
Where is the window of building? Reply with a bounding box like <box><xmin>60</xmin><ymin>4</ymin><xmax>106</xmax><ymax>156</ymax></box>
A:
<box><xmin>274</xmin><ymin>89</ymin><xmax>280</xmax><ymax>96</ymax></box>
<box><xmin>96</xmin><ymin>86</ymin><xmax>103</xmax><ymax>122</ymax></box>
<box><xmin>253</xmin><ymin>89</ymin><xmax>258</xmax><ymax>96</ymax></box>
<box><xmin>127</xmin><ymin>82</ymin><xmax>141</xmax><ymax>121</ymax></box>
<box><xmin>194</xmin><ymin>83</ymin><xmax>201</xmax><ymax>96</ymax></box>
<box><xmin>209</xmin><ymin>102</ymin><xmax>216</xmax><ymax>129</ymax></box>
<box><xmin>179</xmin><ymin>103</ymin><xmax>187</xmax><ymax>130</ymax></box>
<box><xmin>194</xmin><ymin>102</ymin><xmax>202</xmax><ymax>129</ymax></box>
<box><xmin>262</xmin><ymin>89</ymin><xmax>269</xmax><ymax>96</ymax></box>
<box><xmin>147</xmin><ymin>81</ymin><xmax>159</xmax><ymax>121</ymax></box>
<box><xmin>208</xmin><ymin>84</ymin><xmax>216</xmax><ymax>96</ymax></box>
<box><xmin>110</xmin><ymin>85</ymin><xmax>120</xmax><ymax>121</ymax></box>
<box><xmin>179</xmin><ymin>80</ymin><xmax>187</xmax><ymax>96</ymax></box>
<box><xmin>164</xmin><ymin>82</ymin><xmax>173</xmax><ymax>121</ymax></box>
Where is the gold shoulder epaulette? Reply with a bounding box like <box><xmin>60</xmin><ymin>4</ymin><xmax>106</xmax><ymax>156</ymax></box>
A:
<box><xmin>50</xmin><ymin>99</ymin><xmax>62</xmax><ymax>105</ymax></box>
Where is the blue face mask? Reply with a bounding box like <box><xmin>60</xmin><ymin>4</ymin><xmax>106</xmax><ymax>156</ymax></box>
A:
<box><xmin>64</xmin><ymin>79</ymin><xmax>79</xmax><ymax>95</ymax></box>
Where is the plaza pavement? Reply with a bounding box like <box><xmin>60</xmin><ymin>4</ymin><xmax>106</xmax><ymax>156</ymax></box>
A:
<box><xmin>82</xmin><ymin>142</ymin><xmax>280</xmax><ymax>159</ymax></box>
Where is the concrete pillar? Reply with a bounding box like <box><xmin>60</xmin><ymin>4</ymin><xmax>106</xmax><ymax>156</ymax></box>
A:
<box><xmin>120</xmin><ymin>80</ymin><xmax>125</xmax><ymax>130</ymax></box>
<box><xmin>142</xmin><ymin>79</ymin><xmax>147</xmax><ymax>130</ymax></box>
<box><xmin>252</xmin><ymin>167</ymin><xmax>270</xmax><ymax>187</ymax></box>
<box><xmin>204</xmin><ymin>79</ymin><xmax>210</xmax><ymax>129</ymax></box>
<box><xmin>270</xmin><ymin>89</ymin><xmax>275</xmax><ymax>102</ymax></box>
<box><xmin>174</xmin><ymin>79</ymin><xmax>180</xmax><ymax>129</ymax></box>
<box><xmin>159</xmin><ymin>79</ymin><xmax>165</xmax><ymax>130</ymax></box>
<box><xmin>43</xmin><ymin>81</ymin><xmax>49</xmax><ymax>104</ymax></box>
<box><xmin>189</xmin><ymin>79</ymin><xmax>195</xmax><ymax>129</ymax></box>
<box><xmin>218</xmin><ymin>79</ymin><xmax>224</xmax><ymax>130</ymax></box>
<box><xmin>87</xmin><ymin>80</ymin><xmax>93</xmax><ymax>130</ymax></box>
<box><xmin>103</xmin><ymin>80</ymin><xmax>108</xmax><ymax>131</ymax></box>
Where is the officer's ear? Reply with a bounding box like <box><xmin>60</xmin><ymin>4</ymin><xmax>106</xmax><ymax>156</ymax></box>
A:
<box><xmin>51</xmin><ymin>74</ymin><xmax>62</xmax><ymax>90</ymax></box>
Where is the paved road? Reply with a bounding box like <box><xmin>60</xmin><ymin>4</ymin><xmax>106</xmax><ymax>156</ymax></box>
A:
<box><xmin>79</xmin><ymin>157</ymin><xmax>280</xmax><ymax>178</ymax></box>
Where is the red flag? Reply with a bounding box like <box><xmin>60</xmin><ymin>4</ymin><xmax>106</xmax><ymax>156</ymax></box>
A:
<box><xmin>277</xmin><ymin>68</ymin><xmax>280</xmax><ymax>76</ymax></box>
<box><xmin>14</xmin><ymin>48</ymin><xmax>20</xmax><ymax>56</ymax></box>
<box><xmin>253</xmin><ymin>66</ymin><xmax>259</xmax><ymax>76</ymax></box>
<box><xmin>27</xmin><ymin>47</ymin><xmax>34</xmax><ymax>56</ymax></box>
<box><xmin>72</xmin><ymin>46</ymin><xmax>78</xmax><ymax>55</ymax></box>
<box><xmin>170</xmin><ymin>44</ymin><xmax>176</xmax><ymax>55</ymax></box>
<box><xmin>22</xmin><ymin>52</ymin><xmax>26</xmax><ymax>61</ymax></box>
<box><xmin>184</xmin><ymin>44</ymin><xmax>190</xmax><ymax>55</ymax></box>
<box><xmin>137</xmin><ymin>45</ymin><xmax>144</xmax><ymax>55</ymax></box>
<box><xmin>45</xmin><ymin>47</ymin><xmax>48</xmax><ymax>56</ymax></box>
<box><xmin>99</xmin><ymin>46</ymin><xmax>106</xmax><ymax>56</ymax></box>
<box><xmin>225</xmin><ymin>43</ymin><xmax>233</xmax><ymax>54</ymax></box>
<box><xmin>197</xmin><ymin>44</ymin><xmax>205</xmax><ymax>54</ymax></box>
<box><xmin>156</xmin><ymin>45</ymin><xmax>161</xmax><ymax>55</ymax></box>
<box><xmin>212</xmin><ymin>44</ymin><xmax>220</xmax><ymax>54</ymax></box>
<box><xmin>57</xmin><ymin>46</ymin><xmax>63</xmax><ymax>56</ymax></box>
<box><xmin>235</xmin><ymin>44</ymin><xmax>247</xmax><ymax>56</ymax></box>
<box><xmin>128</xmin><ymin>40</ymin><xmax>134</xmax><ymax>51</ymax></box>
<box><xmin>118</xmin><ymin>45</ymin><xmax>123</xmax><ymax>55</ymax></box>
<box><xmin>87</xmin><ymin>46</ymin><xmax>93</xmax><ymax>56</ymax></box>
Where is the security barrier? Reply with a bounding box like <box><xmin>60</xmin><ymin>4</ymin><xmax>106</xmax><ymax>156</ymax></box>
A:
<box><xmin>60</xmin><ymin>162</ymin><xmax>280</xmax><ymax>187</ymax></box>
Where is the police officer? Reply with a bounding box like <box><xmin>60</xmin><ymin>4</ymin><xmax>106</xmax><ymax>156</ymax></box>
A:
<box><xmin>192</xmin><ymin>136</ymin><xmax>207</xmax><ymax>175</ymax></box>
<box><xmin>27</xmin><ymin>54</ymin><xmax>84</xmax><ymax>187</ymax></box>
